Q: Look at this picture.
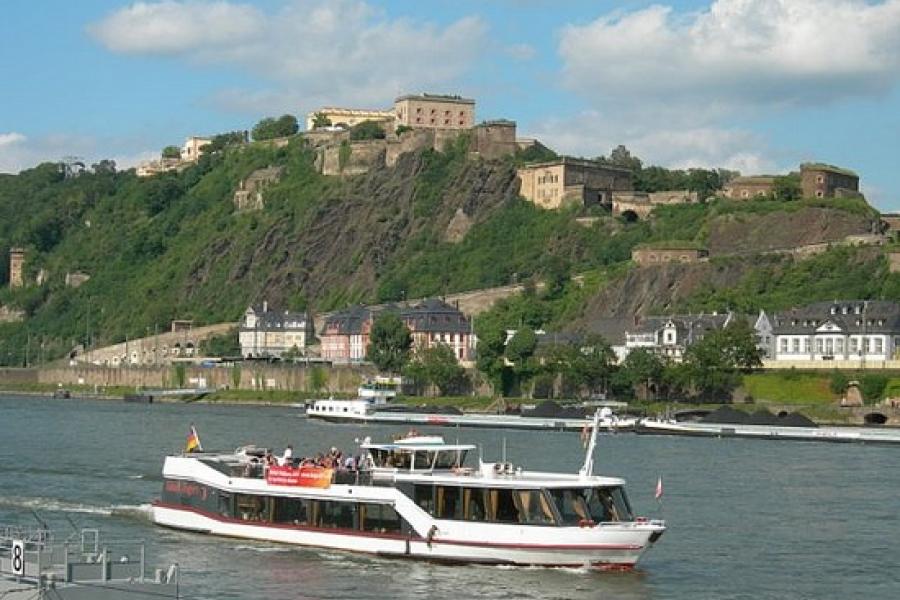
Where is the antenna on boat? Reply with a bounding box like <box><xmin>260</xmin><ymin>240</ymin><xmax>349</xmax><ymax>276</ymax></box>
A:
<box><xmin>501</xmin><ymin>437</ymin><xmax>507</xmax><ymax>463</ymax></box>
<box><xmin>579</xmin><ymin>409</ymin><xmax>602</xmax><ymax>479</ymax></box>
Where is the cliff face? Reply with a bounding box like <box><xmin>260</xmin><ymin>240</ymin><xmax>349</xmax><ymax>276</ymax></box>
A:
<box><xmin>182</xmin><ymin>148</ymin><xmax>520</xmax><ymax>311</ymax></box>
<box><xmin>706</xmin><ymin>207</ymin><xmax>874</xmax><ymax>255</ymax></box>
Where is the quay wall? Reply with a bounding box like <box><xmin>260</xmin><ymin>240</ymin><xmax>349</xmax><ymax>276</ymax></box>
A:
<box><xmin>1</xmin><ymin>364</ymin><xmax>375</xmax><ymax>394</ymax></box>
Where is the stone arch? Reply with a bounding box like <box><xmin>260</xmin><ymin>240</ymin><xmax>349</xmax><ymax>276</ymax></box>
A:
<box><xmin>863</xmin><ymin>412</ymin><xmax>887</xmax><ymax>425</ymax></box>
<box><xmin>620</xmin><ymin>209</ymin><xmax>639</xmax><ymax>223</ymax></box>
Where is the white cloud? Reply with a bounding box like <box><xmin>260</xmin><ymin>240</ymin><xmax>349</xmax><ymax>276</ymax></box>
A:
<box><xmin>87</xmin><ymin>1</ymin><xmax>264</xmax><ymax>54</ymax></box>
<box><xmin>89</xmin><ymin>0</ymin><xmax>488</xmax><ymax>116</ymax></box>
<box><xmin>542</xmin><ymin>1</ymin><xmax>900</xmax><ymax>175</ymax></box>
<box><xmin>559</xmin><ymin>0</ymin><xmax>900</xmax><ymax>111</ymax></box>
<box><xmin>526</xmin><ymin>111</ymin><xmax>778</xmax><ymax>175</ymax></box>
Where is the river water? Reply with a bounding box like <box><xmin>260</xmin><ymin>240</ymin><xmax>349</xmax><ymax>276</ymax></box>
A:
<box><xmin>0</xmin><ymin>395</ymin><xmax>897</xmax><ymax>599</ymax></box>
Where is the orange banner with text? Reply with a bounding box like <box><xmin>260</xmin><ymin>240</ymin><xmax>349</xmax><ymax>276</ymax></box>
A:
<box><xmin>266</xmin><ymin>465</ymin><xmax>333</xmax><ymax>488</ymax></box>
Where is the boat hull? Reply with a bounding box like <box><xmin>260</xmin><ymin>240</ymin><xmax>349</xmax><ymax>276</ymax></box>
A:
<box><xmin>152</xmin><ymin>502</ymin><xmax>658</xmax><ymax>568</ymax></box>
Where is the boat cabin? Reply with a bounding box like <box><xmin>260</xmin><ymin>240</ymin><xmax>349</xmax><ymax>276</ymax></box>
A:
<box><xmin>362</xmin><ymin>436</ymin><xmax>474</xmax><ymax>472</ymax></box>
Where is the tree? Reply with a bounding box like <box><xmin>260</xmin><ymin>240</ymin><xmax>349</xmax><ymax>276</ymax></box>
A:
<box><xmin>598</xmin><ymin>144</ymin><xmax>643</xmax><ymax>172</ymax></box>
<box><xmin>773</xmin><ymin>174</ymin><xmax>802</xmax><ymax>201</ymax></box>
<box><xmin>548</xmin><ymin>335</ymin><xmax>616</xmax><ymax>398</ymax></box>
<box><xmin>679</xmin><ymin>320</ymin><xmax>762</xmax><ymax>400</ymax></box>
<box><xmin>311</xmin><ymin>112</ymin><xmax>332</xmax><ymax>129</ymax></box>
<box><xmin>349</xmin><ymin>120</ymin><xmax>387</xmax><ymax>141</ymax></box>
<box><xmin>613</xmin><ymin>348</ymin><xmax>665</xmax><ymax>400</ymax></box>
<box><xmin>91</xmin><ymin>159</ymin><xmax>117</xmax><ymax>174</ymax></box>
<box><xmin>308</xmin><ymin>366</ymin><xmax>328</xmax><ymax>393</ymax></box>
<box><xmin>475</xmin><ymin>320</ymin><xmax>510</xmax><ymax>396</ymax></box>
<box><xmin>405</xmin><ymin>343</ymin><xmax>465</xmax><ymax>395</ymax></box>
<box><xmin>367</xmin><ymin>312</ymin><xmax>412</xmax><ymax>373</ymax></box>
<box><xmin>161</xmin><ymin>145</ymin><xmax>181</xmax><ymax>159</ymax></box>
<box><xmin>252</xmin><ymin>115</ymin><xmax>299</xmax><ymax>141</ymax></box>
<box><xmin>202</xmin><ymin>131</ymin><xmax>248</xmax><ymax>155</ymax></box>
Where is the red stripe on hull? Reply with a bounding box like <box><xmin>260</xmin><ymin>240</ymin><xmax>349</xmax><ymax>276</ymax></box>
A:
<box><xmin>152</xmin><ymin>501</ymin><xmax>645</xmax><ymax>552</ymax></box>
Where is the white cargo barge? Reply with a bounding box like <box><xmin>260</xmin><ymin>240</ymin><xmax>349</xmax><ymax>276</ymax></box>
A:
<box><xmin>306</xmin><ymin>398</ymin><xmax>636</xmax><ymax>432</ymax></box>
<box><xmin>637</xmin><ymin>419</ymin><xmax>900</xmax><ymax>445</ymax></box>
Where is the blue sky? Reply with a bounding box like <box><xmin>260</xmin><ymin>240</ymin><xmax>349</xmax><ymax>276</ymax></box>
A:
<box><xmin>2</xmin><ymin>0</ymin><xmax>899</xmax><ymax>208</ymax></box>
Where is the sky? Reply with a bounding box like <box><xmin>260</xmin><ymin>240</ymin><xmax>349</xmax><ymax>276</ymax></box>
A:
<box><xmin>2</xmin><ymin>0</ymin><xmax>900</xmax><ymax>208</ymax></box>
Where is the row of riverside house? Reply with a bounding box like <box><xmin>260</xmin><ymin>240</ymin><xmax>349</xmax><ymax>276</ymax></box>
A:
<box><xmin>239</xmin><ymin>298</ymin><xmax>475</xmax><ymax>365</ymax></box>
<box><xmin>596</xmin><ymin>300</ymin><xmax>900</xmax><ymax>367</ymax></box>
<box><xmin>319</xmin><ymin>299</ymin><xmax>475</xmax><ymax>365</ymax></box>
<box><xmin>238</xmin><ymin>297</ymin><xmax>900</xmax><ymax>368</ymax></box>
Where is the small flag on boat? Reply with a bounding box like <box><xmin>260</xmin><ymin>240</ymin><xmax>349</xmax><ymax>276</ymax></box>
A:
<box><xmin>186</xmin><ymin>424</ymin><xmax>202</xmax><ymax>453</ymax></box>
<box><xmin>655</xmin><ymin>476</ymin><xmax>663</xmax><ymax>500</ymax></box>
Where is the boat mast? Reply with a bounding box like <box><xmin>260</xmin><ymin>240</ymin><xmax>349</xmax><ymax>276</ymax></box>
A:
<box><xmin>579</xmin><ymin>408</ymin><xmax>602</xmax><ymax>478</ymax></box>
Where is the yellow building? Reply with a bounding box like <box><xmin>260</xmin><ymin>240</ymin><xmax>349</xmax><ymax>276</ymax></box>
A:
<box><xmin>517</xmin><ymin>158</ymin><xmax>633</xmax><ymax>209</ymax></box>
<box><xmin>394</xmin><ymin>93</ymin><xmax>475</xmax><ymax>130</ymax></box>
<box><xmin>305</xmin><ymin>108</ymin><xmax>396</xmax><ymax>131</ymax></box>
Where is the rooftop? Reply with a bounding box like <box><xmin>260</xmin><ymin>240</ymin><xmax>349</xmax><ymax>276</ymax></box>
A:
<box><xmin>800</xmin><ymin>163</ymin><xmax>858</xmax><ymax>178</ymax></box>
<box><xmin>395</xmin><ymin>93</ymin><xmax>475</xmax><ymax>104</ymax></box>
<box><xmin>518</xmin><ymin>156</ymin><xmax>632</xmax><ymax>174</ymax></box>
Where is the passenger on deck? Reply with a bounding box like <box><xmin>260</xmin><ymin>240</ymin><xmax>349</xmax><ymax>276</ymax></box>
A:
<box><xmin>344</xmin><ymin>455</ymin><xmax>356</xmax><ymax>471</ymax></box>
<box><xmin>280</xmin><ymin>445</ymin><xmax>293</xmax><ymax>466</ymax></box>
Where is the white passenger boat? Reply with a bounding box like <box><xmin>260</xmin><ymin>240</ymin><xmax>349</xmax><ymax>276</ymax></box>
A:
<box><xmin>151</xmin><ymin>413</ymin><xmax>665</xmax><ymax>568</ymax></box>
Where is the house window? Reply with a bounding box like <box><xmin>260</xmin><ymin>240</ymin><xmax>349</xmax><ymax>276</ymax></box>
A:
<box><xmin>792</xmin><ymin>339</ymin><xmax>800</xmax><ymax>353</ymax></box>
<box><xmin>836</xmin><ymin>338</ymin><xmax>844</xmax><ymax>353</ymax></box>
<box><xmin>816</xmin><ymin>191</ymin><xmax>824</xmax><ymax>198</ymax></box>
<box><xmin>849</xmin><ymin>338</ymin><xmax>858</xmax><ymax>353</ymax></box>
<box><xmin>816</xmin><ymin>175</ymin><xmax>825</xmax><ymax>184</ymax></box>
<box><xmin>875</xmin><ymin>338</ymin><xmax>883</xmax><ymax>353</ymax></box>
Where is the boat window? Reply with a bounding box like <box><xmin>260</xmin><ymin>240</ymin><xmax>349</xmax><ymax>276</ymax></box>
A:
<box><xmin>414</xmin><ymin>451</ymin><xmax>436</xmax><ymax>470</ymax></box>
<box><xmin>548</xmin><ymin>487</ymin><xmax>635</xmax><ymax>524</ymax></box>
<box><xmin>435</xmin><ymin>486</ymin><xmax>463</xmax><ymax>519</ymax></box>
<box><xmin>359</xmin><ymin>503</ymin><xmax>402</xmax><ymax>533</ymax></box>
<box><xmin>434</xmin><ymin>450</ymin><xmax>466</xmax><ymax>469</ymax></box>
<box><xmin>414</xmin><ymin>485</ymin><xmax>435</xmax><ymax>514</ymax></box>
<box><xmin>514</xmin><ymin>490</ymin><xmax>556</xmax><ymax>525</ymax></box>
<box><xmin>235</xmin><ymin>494</ymin><xmax>270</xmax><ymax>522</ymax></box>
<box><xmin>272</xmin><ymin>497</ymin><xmax>308</xmax><ymax>525</ymax></box>
<box><xmin>486</xmin><ymin>488</ymin><xmax>521</xmax><ymax>523</ymax></box>
<box><xmin>462</xmin><ymin>488</ymin><xmax>485</xmax><ymax>521</ymax></box>
<box><xmin>315</xmin><ymin>500</ymin><xmax>356</xmax><ymax>529</ymax></box>
<box><xmin>218</xmin><ymin>492</ymin><xmax>232</xmax><ymax>518</ymax></box>
<box><xmin>548</xmin><ymin>489</ymin><xmax>591</xmax><ymax>524</ymax></box>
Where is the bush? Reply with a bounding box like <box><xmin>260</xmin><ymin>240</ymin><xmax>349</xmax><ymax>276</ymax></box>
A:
<box><xmin>829</xmin><ymin>370</ymin><xmax>849</xmax><ymax>395</ymax></box>
<box><xmin>349</xmin><ymin>120</ymin><xmax>386</xmax><ymax>141</ymax></box>
<box><xmin>859</xmin><ymin>374</ymin><xmax>888</xmax><ymax>404</ymax></box>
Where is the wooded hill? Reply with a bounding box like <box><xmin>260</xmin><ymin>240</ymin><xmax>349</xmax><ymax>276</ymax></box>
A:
<box><xmin>0</xmin><ymin>133</ymin><xmax>893</xmax><ymax>365</ymax></box>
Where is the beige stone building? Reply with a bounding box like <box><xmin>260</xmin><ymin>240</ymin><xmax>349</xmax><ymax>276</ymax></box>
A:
<box><xmin>305</xmin><ymin>108</ymin><xmax>396</xmax><ymax>131</ymax></box>
<box><xmin>181</xmin><ymin>137</ymin><xmax>211</xmax><ymax>162</ymax></box>
<box><xmin>631</xmin><ymin>245</ymin><xmax>707</xmax><ymax>266</ymax></box>
<box><xmin>394</xmin><ymin>93</ymin><xmax>475</xmax><ymax>130</ymax></box>
<box><xmin>517</xmin><ymin>158</ymin><xmax>633</xmax><ymax>209</ymax></box>
<box><xmin>800</xmin><ymin>163</ymin><xmax>860</xmax><ymax>198</ymax></box>
<box><xmin>722</xmin><ymin>176</ymin><xmax>777</xmax><ymax>199</ymax></box>
<box><xmin>8</xmin><ymin>247</ymin><xmax>24</xmax><ymax>288</ymax></box>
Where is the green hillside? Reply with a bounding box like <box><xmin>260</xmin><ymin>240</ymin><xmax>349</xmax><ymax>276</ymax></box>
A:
<box><xmin>0</xmin><ymin>134</ymin><xmax>893</xmax><ymax>365</ymax></box>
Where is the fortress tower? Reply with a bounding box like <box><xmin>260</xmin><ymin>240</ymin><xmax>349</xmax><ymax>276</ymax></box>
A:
<box><xmin>8</xmin><ymin>247</ymin><xmax>24</xmax><ymax>288</ymax></box>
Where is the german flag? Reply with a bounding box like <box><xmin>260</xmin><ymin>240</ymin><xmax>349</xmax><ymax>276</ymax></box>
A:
<box><xmin>185</xmin><ymin>425</ymin><xmax>202</xmax><ymax>453</ymax></box>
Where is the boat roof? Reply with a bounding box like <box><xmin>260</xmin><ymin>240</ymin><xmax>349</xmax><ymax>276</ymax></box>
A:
<box><xmin>361</xmin><ymin>435</ymin><xmax>475</xmax><ymax>452</ymax></box>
